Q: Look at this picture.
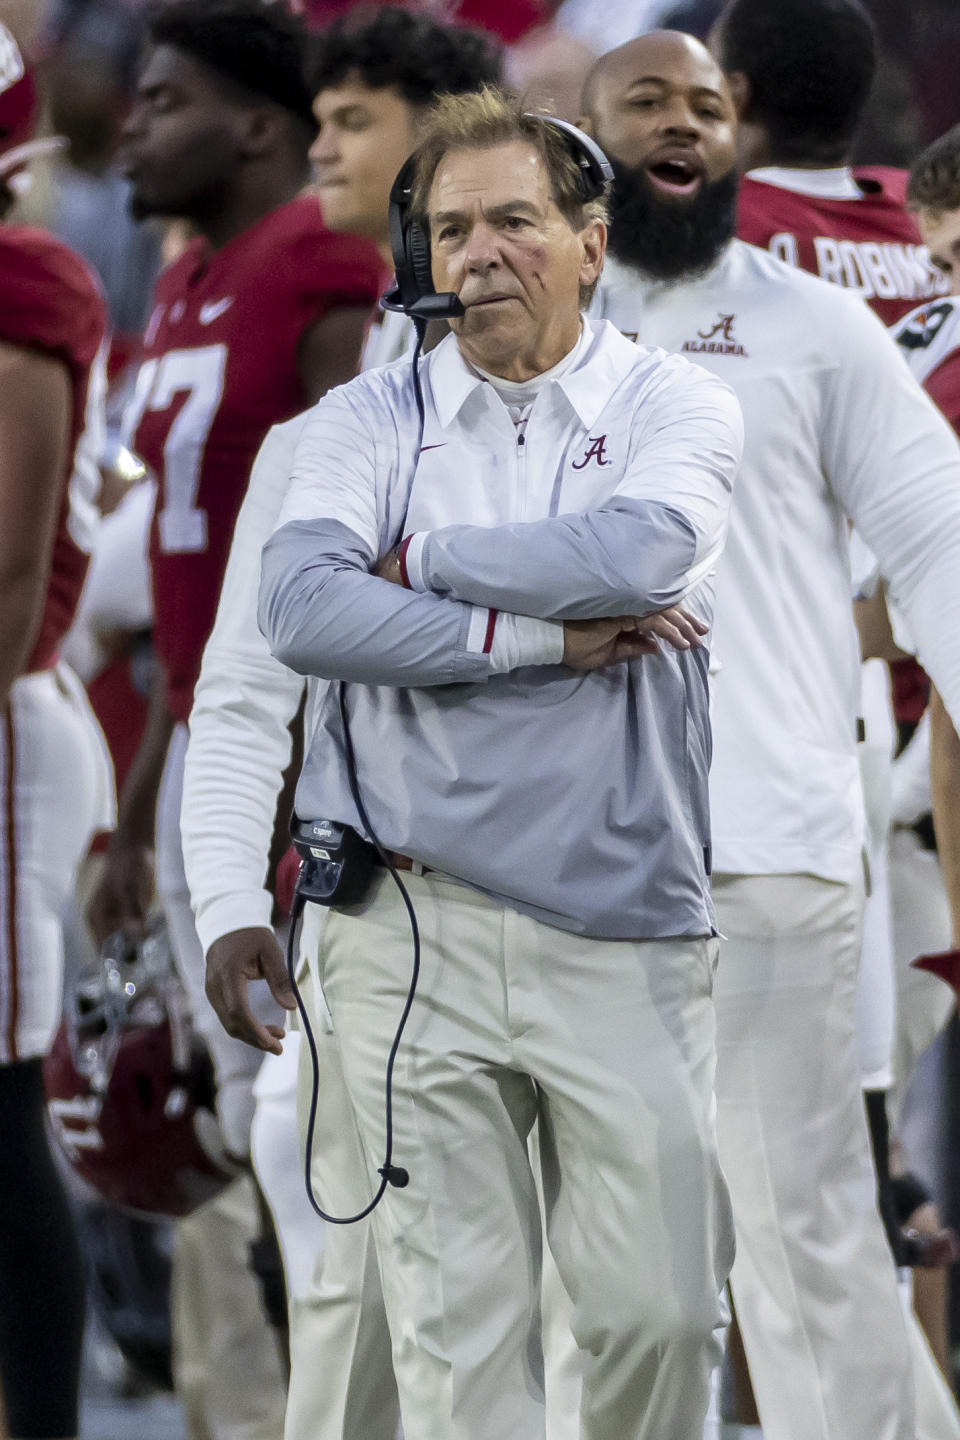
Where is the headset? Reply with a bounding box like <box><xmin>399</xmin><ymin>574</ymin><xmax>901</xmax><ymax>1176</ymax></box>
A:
<box><xmin>381</xmin><ymin>113</ymin><xmax>612</xmax><ymax>446</ymax></box>
<box><xmin>290</xmin><ymin>116</ymin><xmax>613</xmax><ymax>1228</ymax></box>
<box><xmin>382</xmin><ymin>114</ymin><xmax>613</xmax><ymax>324</ymax></box>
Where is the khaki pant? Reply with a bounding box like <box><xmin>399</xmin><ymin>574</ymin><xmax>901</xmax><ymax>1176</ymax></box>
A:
<box><xmin>172</xmin><ymin>1176</ymin><xmax>286</xmax><ymax>1440</ymax></box>
<box><xmin>283</xmin><ymin>936</ymin><xmax>400</xmax><ymax>1440</ymax></box>
<box><xmin>311</xmin><ymin>869</ymin><xmax>733</xmax><ymax>1440</ymax></box>
<box><xmin>158</xmin><ymin>726</ymin><xmax>287</xmax><ymax>1440</ymax></box>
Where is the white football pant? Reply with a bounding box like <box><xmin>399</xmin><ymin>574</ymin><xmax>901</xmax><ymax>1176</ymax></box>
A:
<box><xmin>712</xmin><ymin>872</ymin><xmax>915</xmax><ymax>1440</ymax></box>
<box><xmin>0</xmin><ymin>664</ymin><xmax>112</xmax><ymax>1063</ymax></box>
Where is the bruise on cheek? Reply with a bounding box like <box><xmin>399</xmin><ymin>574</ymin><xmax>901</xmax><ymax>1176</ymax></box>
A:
<box><xmin>526</xmin><ymin>243</ymin><xmax>548</xmax><ymax>290</ymax></box>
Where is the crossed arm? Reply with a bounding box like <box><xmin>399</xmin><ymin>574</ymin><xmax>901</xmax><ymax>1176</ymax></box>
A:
<box><xmin>259</xmin><ymin>379</ymin><xmax>741</xmax><ymax>683</ymax></box>
<box><xmin>372</xmin><ymin>541</ymin><xmax>707</xmax><ymax>666</ymax></box>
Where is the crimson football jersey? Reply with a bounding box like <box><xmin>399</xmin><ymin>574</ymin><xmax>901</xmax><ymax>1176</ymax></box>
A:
<box><xmin>125</xmin><ymin>198</ymin><xmax>382</xmax><ymax>723</ymax></box>
<box><xmin>0</xmin><ymin>226</ymin><xmax>107</xmax><ymax>673</ymax></box>
<box><xmin>738</xmin><ymin>168</ymin><xmax>949</xmax><ymax>327</ymax></box>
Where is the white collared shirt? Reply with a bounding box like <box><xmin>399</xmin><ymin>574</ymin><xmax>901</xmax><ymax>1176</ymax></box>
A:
<box><xmin>747</xmin><ymin>166</ymin><xmax>864</xmax><ymax>201</ymax></box>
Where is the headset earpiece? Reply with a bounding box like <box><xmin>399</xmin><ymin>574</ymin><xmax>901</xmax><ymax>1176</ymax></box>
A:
<box><xmin>383</xmin><ymin>153</ymin><xmax>464</xmax><ymax>320</ymax></box>
<box><xmin>408</xmin><ymin>223</ymin><xmax>435</xmax><ymax>309</ymax></box>
<box><xmin>534</xmin><ymin>114</ymin><xmax>614</xmax><ymax>203</ymax></box>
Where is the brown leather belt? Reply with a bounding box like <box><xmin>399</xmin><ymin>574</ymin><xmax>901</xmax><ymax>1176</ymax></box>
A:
<box><xmin>378</xmin><ymin>850</ymin><xmax>433</xmax><ymax>875</ymax></box>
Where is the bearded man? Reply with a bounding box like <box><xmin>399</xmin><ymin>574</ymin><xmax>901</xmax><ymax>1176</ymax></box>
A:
<box><xmin>582</xmin><ymin>29</ymin><xmax>960</xmax><ymax>1440</ymax></box>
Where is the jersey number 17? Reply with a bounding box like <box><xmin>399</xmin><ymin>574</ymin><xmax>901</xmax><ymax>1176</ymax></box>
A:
<box><xmin>124</xmin><ymin>344</ymin><xmax>228</xmax><ymax>554</ymax></box>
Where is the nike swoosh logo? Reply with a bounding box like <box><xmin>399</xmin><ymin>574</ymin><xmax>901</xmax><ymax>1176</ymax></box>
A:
<box><xmin>199</xmin><ymin>298</ymin><xmax>234</xmax><ymax>325</ymax></box>
<box><xmin>418</xmin><ymin>443</ymin><xmax>447</xmax><ymax>454</ymax></box>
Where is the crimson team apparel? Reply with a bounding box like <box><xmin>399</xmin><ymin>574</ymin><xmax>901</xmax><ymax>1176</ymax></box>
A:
<box><xmin>0</xmin><ymin>228</ymin><xmax>113</xmax><ymax>1064</ymax></box>
<box><xmin>126</xmin><ymin>196</ymin><xmax>383</xmax><ymax>724</ymax></box>
<box><xmin>738</xmin><ymin>166</ymin><xmax>948</xmax><ymax>327</ymax></box>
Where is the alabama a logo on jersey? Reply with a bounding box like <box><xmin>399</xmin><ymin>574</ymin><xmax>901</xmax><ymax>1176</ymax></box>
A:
<box><xmin>682</xmin><ymin>313</ymin><xmax>749</xmax><ymax>358</ymax></box>
<box><xmin>572</xmin><ymin>435</ymin><xmax>612</xmax><ymax>469</ymax></box>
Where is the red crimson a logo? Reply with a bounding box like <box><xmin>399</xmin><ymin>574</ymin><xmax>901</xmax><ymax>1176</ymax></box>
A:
<box><xmin>698</xmin><ymin>312</ymin><xmax>737</xmax><ymax>341</ymax></box>
<box><xmin>572</xmin><ymin>435</ymin><xmax>611</xmax><ymax>469</ymax></box>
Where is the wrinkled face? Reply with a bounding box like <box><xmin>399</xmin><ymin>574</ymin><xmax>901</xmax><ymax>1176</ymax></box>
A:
<box><xmin>120</xmin><ymin>45</ymin><xmax>243</xmax><ymax>219</ymax></box>
<box><xmin>917</xmin><ymin>205</ymin><xmax>960</xmax><ymax>296</ymax></box>
<box><xmin>584</xmin><ymin>32</ymin><xmax>736</xmax><ymax>204</ymax></box>
<box><xmin>428</xmin><ymin>139</ymin><xmax>605</xmax><ymax>379</ymax></box>
<box><xmin>310</xmin><ymin>76</ymin><xmax>419</xmax><ymax>242</ymax></box>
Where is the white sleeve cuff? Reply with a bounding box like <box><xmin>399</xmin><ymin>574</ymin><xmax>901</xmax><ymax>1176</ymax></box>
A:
<box><xmin>401</xmin><ymin>531</ymin><xmax>428</xmax><ymax>592</ymax></box>
<box><xmin>488</xmin><ymin>612</ymin><xmax>564</xmax><ymax>674</ymax></box>
<box><xmin>195</xmin><ymin>890</ymin><xmax>275</xmax><ymax>959</ymax></box>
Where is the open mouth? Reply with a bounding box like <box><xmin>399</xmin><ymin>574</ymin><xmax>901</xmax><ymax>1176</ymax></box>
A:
<box><xmin>646</xmin><ymin>155</ymin><xmax>703</xmax><ymax>197</ymax></box>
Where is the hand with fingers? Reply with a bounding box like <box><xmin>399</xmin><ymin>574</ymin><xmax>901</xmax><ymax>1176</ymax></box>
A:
<box><xmin>205</xmin><ymin>925</ymin><xmax>298</xmax><ymax>1054</ymax></box>
<box><xmin>563</xmin><ymin>606</ymin><xmax>707</xmax><ymax>671</ymax></box>
<box><xmin>634</xmin><ymin>605</ymin><xmax>708</xmax><ymax>651</ymax></box>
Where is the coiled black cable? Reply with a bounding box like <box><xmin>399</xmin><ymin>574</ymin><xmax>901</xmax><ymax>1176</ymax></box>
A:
<box><xmin>286</xmin><ymin>322</ymin><xmax>428</xmax><ymax>1224</ymax></box>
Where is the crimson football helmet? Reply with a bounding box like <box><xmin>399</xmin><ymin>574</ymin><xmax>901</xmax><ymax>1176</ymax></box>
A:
<box><xmin>44</xmin><ymin>921</ymin><xmax>238</xmax><ymax>1218</ymax></box>
<box><xmin>0</xmin><ymin>22</ymin><xmax>62</xmax><ymax>186</ymax></box>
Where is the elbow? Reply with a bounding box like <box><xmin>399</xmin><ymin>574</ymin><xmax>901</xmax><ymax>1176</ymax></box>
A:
<box><xmin>259</xmin><ymin>524</ymin><xmax>362</xmax><ymax>676</ymax></box>
<box><xmin>610</xmin><ymin>553</ymin><xmax>697</xmax><ymax>617</ymax></box>
<box><xmin>628</xmin><ymin>565</ymin><xmax>687</xmax><ymax>613</ymax></box>
<box><xmin>256</xmin><ymin>618</ymin><xmax>311</xmax><ymax>678</ymax></box>
<box><xmin>256</xmin><ymin>583</ymin><xmax>283</xmax><ymax>664</ymax></box>
<box><xmin>591</xmin><ymin>503</ymin><xmax>703</xmax><ymax>615</ymax></box>
<box><xmin>257</xmin><ymin>534</ymin><xmax>317</xmax><ymax>674</ymax></box>
<box><xmin>257</xmin><ymin>574</ymin><xmax>309</xmax><ymax>674</ymax></box>
<box><xmin>256</xmin><ymin>571</ymin><xmax>344</xmax><ymax>679</ymax></box>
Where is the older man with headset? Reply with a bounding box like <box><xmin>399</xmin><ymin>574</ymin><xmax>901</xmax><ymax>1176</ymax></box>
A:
<box><xmin>256</xmin><ymin>88</ymin><xmax>742</xmax><ymax>1440</ymax></box>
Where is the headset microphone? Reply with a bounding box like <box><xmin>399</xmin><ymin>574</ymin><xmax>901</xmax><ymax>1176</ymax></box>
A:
<box><xmin>380</xmin><ymin>1164</ymin><xmax>409</xmax><ymax>1187</ymax></box>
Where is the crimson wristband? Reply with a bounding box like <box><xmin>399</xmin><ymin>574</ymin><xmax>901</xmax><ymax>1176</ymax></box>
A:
<box><xmin>397</xmin><ymin>535</ymin><xmax>413</xmax><ymax>589</ymax></box>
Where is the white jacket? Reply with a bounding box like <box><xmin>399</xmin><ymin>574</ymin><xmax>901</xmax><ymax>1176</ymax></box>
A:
<box><xmin>259</xmin><ymin>317</ymin><xmax>742</xmax><ymax>938</ymax></box>
<box><xmin>182</xmin><ymin>414</ymin><xmax>311</xmax><ymax>953</ymax></box>
<box><xmin>182</xmin><ymin>309</ymin><xmax>415</xmax><ymax>954</ymax></box>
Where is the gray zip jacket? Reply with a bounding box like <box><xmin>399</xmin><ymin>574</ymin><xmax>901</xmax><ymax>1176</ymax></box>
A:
<box><xmin>259</xmin><ymin>317</ymin><xmax>742</xmax><ymax>939</ymax></box>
